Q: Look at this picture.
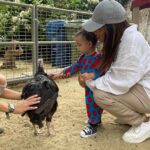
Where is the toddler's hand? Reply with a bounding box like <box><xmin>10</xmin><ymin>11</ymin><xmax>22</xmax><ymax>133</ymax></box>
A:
<box><xmin>48</xmin><ymin>72</ymin><xmax>70</xmax><ymax>79</ymax></box>
<box><xmin>48</xmin><ymin>73</ymin><xmax>63</xmax><ymax>78</ymax></box>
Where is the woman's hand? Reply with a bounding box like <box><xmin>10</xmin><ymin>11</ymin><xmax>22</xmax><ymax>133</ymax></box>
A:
<box><xmin>78</xmin><ymin>75</ymin><xmax>86</xmax><ymax>87</ymax></box>
<box><xmin>80</xmin><ymin>73</ymin><xmax>95</xmax><ymax>81</ymax></box>
<box><xmin>78</xmin><ymin>73</ymin><xmax>95</xmax><ymax>87</ymax></box>
<box><xmin>13</xmin><ymin>95</ymin><xmax>41</xmax><ymax>114</ymax></box>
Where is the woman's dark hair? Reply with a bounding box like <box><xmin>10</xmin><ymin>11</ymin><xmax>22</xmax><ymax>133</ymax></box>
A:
<box><xmin>75</xmin><ymin>29</ymin><xmax>97</xmax><ymax>46</ymax></box>
<box><xmin>100</xmin><ymin>20</ymin><xmax>130</xmax><ymax>74</ymax></box>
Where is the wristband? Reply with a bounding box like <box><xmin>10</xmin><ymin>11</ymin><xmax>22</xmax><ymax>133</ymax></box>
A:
<box><xmin>8</xmin><ymin>103</ymin><xmax>15</xmax><ymax>113</ymax></box>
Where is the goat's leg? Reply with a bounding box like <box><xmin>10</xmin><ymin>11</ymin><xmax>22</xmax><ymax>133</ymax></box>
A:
<box><xmin>33</xmin><ymin>124</ymin><xmax>44</xmax><ymax>136</ymax></box>
<box><xmin>46</xmin><ymin>120</ymin><xmax>56</xmax><ymax>137</ymax></box>
<box><xmin>33</xmin><ymin>121</ymin><xmax>51</xmax><ymax>136</ymax></box>
<box><xmin>33</xmin><ymin>124</ymin><xmax>38</xmax><ymax>136</ymax></box>
<box><xmin>46</xmin><ymin>120</ymin><xmax>51</xmax><ymax>136</ymax></box>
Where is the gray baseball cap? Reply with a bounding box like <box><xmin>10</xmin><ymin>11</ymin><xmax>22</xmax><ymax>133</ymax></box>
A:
<box><xmin>82</xmin><ymin>0</ymin><xmax>127</xmax><ymax>32</ymax></box>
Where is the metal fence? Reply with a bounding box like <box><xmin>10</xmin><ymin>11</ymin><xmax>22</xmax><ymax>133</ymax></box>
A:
<box><xmin>0</xmin><ymin>1</ymin><xmax>92</xmax><ymax>84</ymax></box>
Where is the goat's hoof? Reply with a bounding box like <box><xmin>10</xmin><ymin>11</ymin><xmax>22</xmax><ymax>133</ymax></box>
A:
<box><xmin>47</xmin><ymin>133</ymin><xmax>51</xmax><ymax>137</ymax></box>
<box><xmin>34</xmin><ymin>132</ymin><xmax>38</xmax><ymax>136</ymax></box>
<box><xmin>34</xmin><ymin>130</ymin><xmax>43</xmax><ymax>136</ymax></box>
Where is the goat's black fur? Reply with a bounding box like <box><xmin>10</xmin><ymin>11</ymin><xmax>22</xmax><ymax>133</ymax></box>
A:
<box><xmin>21</xmin><ymin>63</ymin><xmax>59</xmax><ymax>128</ymax></box>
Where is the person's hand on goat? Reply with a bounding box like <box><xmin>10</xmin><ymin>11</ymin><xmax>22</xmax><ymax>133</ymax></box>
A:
<box><xmin>48</xmin><ymin>71</ymin><xmax>71</xmax><ymax>79</ymax></box>
<box><xmin>14</xmin><ymin>95</ymin><xmax>41</xmax><ymax>114</ymax></box>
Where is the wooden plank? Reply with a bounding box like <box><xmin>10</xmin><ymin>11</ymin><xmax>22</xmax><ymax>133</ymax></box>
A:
<box><xmin>132</xmin><ymin>7</ymin><xmax>140</xmax><ymax>26</ymax></box>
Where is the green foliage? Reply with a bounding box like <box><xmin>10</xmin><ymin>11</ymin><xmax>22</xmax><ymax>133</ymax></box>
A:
<box><xmin>53</xmin><ymin>0</ymin><xmax>99</xmax><ymax>11</ymax></box>
<box><xmin>0</xmin><ymin>0</ymin><xmax>131</xmax><ymax>42</ymax></box>
<box><xmin>18</xmin><ymin>0</ymin><xmax>99</xmax><ymax>11</ymax></box>
<box><xmin>4</xmin><ymin>0</ymin><xmax>131</xmax><ymax>10</ymax></box>
<box><xmin>116</xmin><ymin>0</ymin><xmax>131</xmax><ymax>6</ymax></box>
<box><xmin>21</xmin><ymin>0</ymin><xmax>54</xmax><ymax>5</ymax></box>
<box><xmin>0</xmin><ymin>0</ymin><xmax>99</xmax><ymax>41</ymax></box>
<box><xmin>0</xmin><ymin>3</ymin><xmax>32</xmax><ymax>41</ymax></box>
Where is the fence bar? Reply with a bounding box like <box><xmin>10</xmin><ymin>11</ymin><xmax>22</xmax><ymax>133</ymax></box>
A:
<box><xmin>0</xmin><ymin>42</ymin><xmax>34</xmax><ymax>45</ymax></box>
<box><xmin>34</xmin><ymin>5</ymin><xmax>39</xmax><ymax>74</ymax></box>
<box><xmin>8</xmin><ymin>76</ymin><xmax>33</xmax><ymax>85</ymax></box>
<box><xmin>38</xmin><ymin>41</ymin><xmax>75</xmax><ymax>44</ymax></box>
<box><xmin>31</xmin><ymin>5</ymin><xmax>38</xmax><ymax>75</ymax></box>
<box><xmin>37</xmin><ymin>5</ymin><xmax>93</xmax><ymax>15</ymax></box>
<box><xmin>0</xmin><ymin>0</ymin><xmax>33</xmax><ymax>7</ymax></box>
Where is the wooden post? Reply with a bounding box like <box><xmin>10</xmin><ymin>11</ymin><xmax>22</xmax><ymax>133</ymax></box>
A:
<box><xmin>132</xmin><ymin>7</ymin><xmax>140</xmax><ymax>26</ymax></box>
<box><xmin>145</xmin><ymin>10</ymin><xmax>150</xmax><ymax>41</ymax></box>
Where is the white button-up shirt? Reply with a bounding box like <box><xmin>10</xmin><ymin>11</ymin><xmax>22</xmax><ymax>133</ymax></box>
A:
<box><xmin>86</xmin><ymin>25</ymin><xmax>150</xmax><ymax>99</ymax></box>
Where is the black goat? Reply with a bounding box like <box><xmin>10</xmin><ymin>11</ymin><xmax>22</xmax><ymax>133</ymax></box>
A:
<box><xmin>21</xmin><ymin>60</ymin><xmax>59</xmax><ymax>136</ymax></box>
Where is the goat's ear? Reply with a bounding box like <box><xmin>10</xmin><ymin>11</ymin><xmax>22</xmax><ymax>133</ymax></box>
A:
<box><xmin>43</xmin><ymin>81</ymin><xmax>50</xmax><ymax>89</ymax></box>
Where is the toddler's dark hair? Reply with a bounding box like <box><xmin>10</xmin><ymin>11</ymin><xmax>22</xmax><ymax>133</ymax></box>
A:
<box><xmin>75</xmin><ymin>29</ymin><xmax>97</xmax><ymax>46</ymax></box>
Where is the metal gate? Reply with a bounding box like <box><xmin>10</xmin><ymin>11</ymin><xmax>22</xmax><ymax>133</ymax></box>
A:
<box><xmin>0</xmin><ymin>0</ymin><xmax>92</xmax><ymax>84</ymax></box>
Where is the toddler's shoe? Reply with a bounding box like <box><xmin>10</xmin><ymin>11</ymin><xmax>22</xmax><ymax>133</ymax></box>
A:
<box><xmin>80</xmin><ymin>124</ymin><xmax>97</xmax><ymax>138</ymax></box>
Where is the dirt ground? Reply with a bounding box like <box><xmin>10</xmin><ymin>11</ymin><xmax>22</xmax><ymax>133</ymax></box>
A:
<box><xmin>0</xmin><ymin>76</ymin><xmax>150</xmax><ymax>150</ymax></box>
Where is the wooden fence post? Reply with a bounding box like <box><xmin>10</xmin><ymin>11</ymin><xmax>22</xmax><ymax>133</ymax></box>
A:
<box><xmin>132</xmin><ymin>7</ymin><xmax>140</xmax><ymax>26</ymax></box>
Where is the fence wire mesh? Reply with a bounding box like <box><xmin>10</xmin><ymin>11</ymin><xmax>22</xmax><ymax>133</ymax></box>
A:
<box><xmin>0</xmin><ymin>1</ymin><xmax>92</xmax><ymax>84</ymax></box>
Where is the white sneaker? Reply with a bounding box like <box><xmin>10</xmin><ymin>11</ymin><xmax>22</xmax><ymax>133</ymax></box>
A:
<box><xmin>122</xmin><ymin>121</ymin><xmax>150</xmax><ymax>143</ymax></box>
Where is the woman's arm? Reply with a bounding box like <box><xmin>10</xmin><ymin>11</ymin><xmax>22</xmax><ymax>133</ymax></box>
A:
<box><xmin>0</xmin><ymin>88</ymin><xmax>21</xmax><ymax>100</ymax></box>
